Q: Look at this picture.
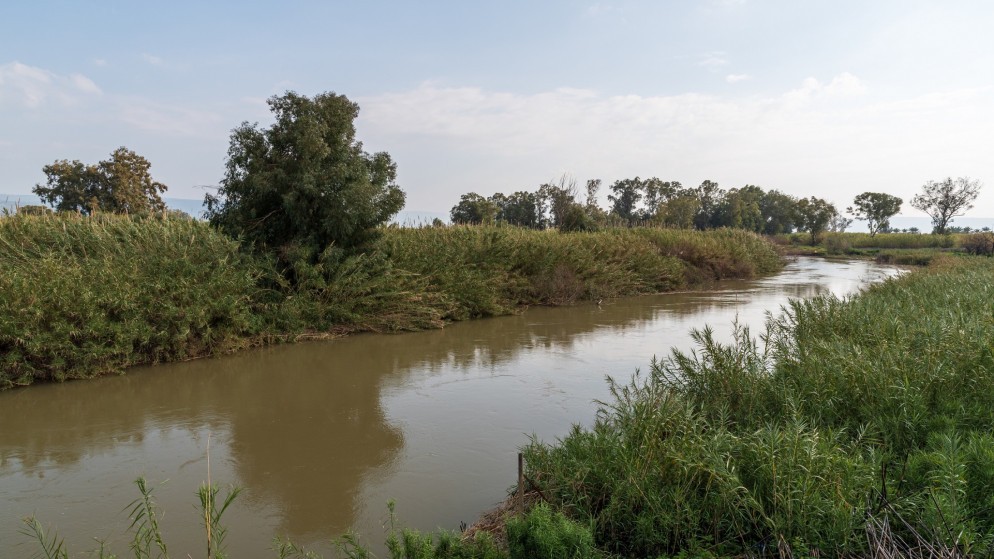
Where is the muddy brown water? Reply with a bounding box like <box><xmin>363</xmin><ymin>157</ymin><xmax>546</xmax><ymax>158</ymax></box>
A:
<box><xmin>0</xmin><ymin>258</ymin><xmax>902</xmax><ymax>557</ymax></box>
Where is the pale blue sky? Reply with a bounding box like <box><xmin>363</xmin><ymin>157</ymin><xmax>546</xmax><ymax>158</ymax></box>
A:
<box><xmin>2</xmin><ymin>0</ymin><xmax>993</xmax><ymax>216</ymax></box>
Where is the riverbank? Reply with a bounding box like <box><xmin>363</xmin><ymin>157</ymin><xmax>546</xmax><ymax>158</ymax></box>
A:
<box><xmin>523</xmin><ymin>254</ymin><xmax>994</xmax><ymax>557</ymax></box>
<box><xmin>0</xmin><ymin>213</ymin><xmax>781</xmax><ymax>389</ymax></box>
<box><xmin>774</xmin><ymin>230</ymin><xmax>994</xmax><ymax>266</ymax></box>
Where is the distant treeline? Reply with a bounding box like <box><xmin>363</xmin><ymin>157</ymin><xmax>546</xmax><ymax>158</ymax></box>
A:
<box><xmin>450</xmin><ymin>175</ymin><xmax>983</xmax><ymax>238</ymax></box>
<box><xmin>450</xmin><ymin>177</ymin><xmax>822</xmax><ymax>235</ymax></box>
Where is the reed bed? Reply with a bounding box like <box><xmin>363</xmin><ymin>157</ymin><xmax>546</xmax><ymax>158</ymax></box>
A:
<box><xmin>377</xmin><ymin>225</ymin><xmax>781</xmax><ymax>320</ymax></box>
<box><xmin>1</xmin><ymin>216</ymin><xmax>781</xmax><ymax>388</ymax></box>
<box><xmin>524</xmin><ymin>256</ymin><xmax>994</xmax><ymax>557</ymax></box>
<box><xmin>0</xmin><ymin>213</ymin><xmax>267</xmax><ymax>387</ymax></box>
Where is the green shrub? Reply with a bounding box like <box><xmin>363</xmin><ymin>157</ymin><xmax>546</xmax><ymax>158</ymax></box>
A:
<box><xmin>506</xmin><ymin>503</ymin><xmax>598</xmax><ymax>559</ymax></box>
<box><xmin>961</xmin><ymin>232</ymin><xmax>994</xmax><ymax>256</ymax></box>
<box><xmin>822</xmin><ymin>233</ymin><xmax>852</xmax><ymax>255</ymax></box>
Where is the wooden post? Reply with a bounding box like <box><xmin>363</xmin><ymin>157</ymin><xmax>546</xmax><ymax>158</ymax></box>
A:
<box><xmin>517</xmin><ymin>452</ymin><xmax>524</xmax><ymax>515</ymax></box>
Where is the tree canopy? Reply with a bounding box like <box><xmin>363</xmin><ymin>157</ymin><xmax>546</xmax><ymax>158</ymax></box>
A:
<box><xmin>33</xmin><ymin>147</ymin><xmax>167</xmax><ymax>215</ymax></box>
<box><xmin>910</xmin><ymin>177</ymin><xmax>982</xmax><ymax>234</ymax></box>
<box><xmin>848</xmin><ymin>192</ymin><xmax>902</xmax><ymax>236</ymax></box>
<box><xmin>205</xmin><ymin>91</ymin><xmax>405</xmax><ymax>256</ymax></box>
<box><xmin>796</xmin><ymin>197</ymin><xmax>838</xmax><ymax>244</ymax></box>
<box><xmin>450</xmin><ymin>193</ymin><xmax>498</xmax><ymax>225</ymax></box>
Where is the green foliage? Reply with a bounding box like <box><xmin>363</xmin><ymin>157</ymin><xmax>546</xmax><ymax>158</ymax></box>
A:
<box><xmin>911</xmin><ymin>177</ymin><xmax>982</xmax><ymax>234</ymax></box>
<box><xmin>0</xmin><ymin>212</ymin><xmax>266</xmax><ymax>388</ymax></box>
<box><xmin>656</xmin><ymin>194</ymin><xmax>699</xmax><ymax>229</ymax></box>
<box><xmin>525</xmin><ymin>257</ymin><xmax>994</xmax><ymax>556</ymax></box>
<box><xmin>451</xmin><ymin>193</ymin><xmax>499</xmax><ymax>225</ymax></box>
<box><xmin>759</xmin><ymin>189</ymin><xmax>800</xmax><ymax>235</ymax></box>
<box><xmin>198</xmin><ymin>483</ymin><xmax>242</xmax><ymax>559</ymax></box>
<box><xmin>33</xmin><ymin>147</ymin><xmax>167</xmax><ymax>215</ymax></box>
<box><xmin>494</xmin><ymin>191</ymin><xmax>541</xmax><ymax>228</ymax></box>
<box><xmin>848</xmin><ymin>192</ymin><xmax>902</xmax><ymax>236</ymax></box>
<box><xmin>0</xmin><ymin>214</ymin><xmax>780</xmax><ymax>387</ymax></box>
<box><xmin>16</xmin><ymin>205</ymin><xmax>53</xmax><ymax>216</ymax></box>
<box><xmin>506</xmin><ymin>503</ymin><xmax>599</xmax><ymax>559</ymax></box>
<box><xmin>205</xmin><ymin>91</ymin><xmax>405</xmax><ymax>257</ymax></box>
<box><xmin>19</xmin><ymin>517</ymin><xmax>69</xmax><ymax>559</ymax></box>
<box><xmin>607</xmin><ymin>178</ymin><xmax>644</xmax><ymax>223</ymax></box>
<box><xmin>377</xmin><ymin>226</ymin><xmax>780</xmax><ymax>320</ymax></box>
<box><xmin>822</xmin><ymin>233</ymin><xmax>852</xmax><ymax>255</ymax></box>
<box><xmin>691</xmin><ymin>180</ymin><xmax>725</xmax><ymax>230</ymax></box>
<box><xmin>128</xmin><ymin>477</ymin><xmax>169</xmax><ymax>559</ymax></box>
<box><xmin>961</xmin><ymin>231</ymin><xmax>994</xmax><ymax>256</ymax></box>
<box><xmin>795</xmin><ymin>196</ymin><xmax>837</xmax><ymax>245</ymax></box>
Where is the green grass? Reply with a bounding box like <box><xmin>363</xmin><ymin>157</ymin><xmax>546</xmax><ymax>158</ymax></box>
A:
<box><xmin>523</xmin><ymin>256</ymin><xmax>994</xmax><ymax>557</ymax></box>
<box><xmin>0</xmin><ymin>215</ymin><xmax>782</xmax><ymax>388</ymax></box>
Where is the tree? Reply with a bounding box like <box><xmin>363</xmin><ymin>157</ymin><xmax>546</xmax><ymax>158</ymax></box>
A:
<box><xmin>716</xmin><ymin>185</ymin><xmax>764</xmax><ymax>232</ymax></box>
<box><xmin>539</xmin><ymin>175</ymin><xmax>582</xmax><ymax>229</ymax></box>
<box><xmin>847</xmin><ymin>192</ymin><xmax>902</xmax><ymax>236</ymax></box>
<box><xmin>34</xmin><ymin>147</ymin><xmax>167</xmax><ymax>215</ymax></box>
<box><xmin>450</xmin><ymin>193</ymin><xmax>498</xmax><ymax>224</ymax></box>
<box><xmin>495</xmin><ymin>191</ymin><xmax>540</xmax><ymax>228</ymax></box>
<box><xmin>205</xmin><ymin>91</ymin><xmax>405</xmax><ymax>256</ymax></box>
<box><xmin>693</xmin><ymin>179</ymin><xmax>725</xmax><ymax>230</ymax></box>
<box><xmin>910</xmin><ymin>177</ymin><xmax>982</xmax><ymax>234</ymax></box>
<box><xmin>658</xmin><ymin>193</ymin><xmax>700</xmax><ymax>229</ymax></box>
<box><xmin>639</xmin><ymin>178</ymin><xmax>681</xmax><ymax>221</ymax></box>
<box><xmin>607</xmin><ymin>178</ymin><xmax>643</xmax><ymax>224</ymax></box>
<box><xmin>760</xmin><ymin>190</ymin><xmax>800</xmax><ymax>235</ymax></box>
<box><xmin>796</xmin><ymin>197</ymin><xmax>838</xmax><ymax>245</ymax></box>
<box><xmin>584</xmin><ymin>179</ymin><xmax>601</xmax><ymax>211</ymax></box>
<box><xmin>829</xmin><ymin>214</ymin><xmax>853</xmax><ymax>233</ymax></box>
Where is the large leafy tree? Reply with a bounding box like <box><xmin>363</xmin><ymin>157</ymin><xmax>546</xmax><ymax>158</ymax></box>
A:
<box><xmin>34</xmin><ymin>147</ymin><xmax>167</xmax><ymax>215</ymax></box>
<box><xmin>205</xmin><ymin>91</ymin><xmax>405</xmax><ymax>255</ymax></box>
<box><xmin>759</xmin><ymin>189</ymin><xmax>800</xmax><ymax>235</ymax></box>
<box><xmin>658</xmin><ymin>193</ymin><xmax>700</xmax><ymax>229</ymax></box>
<box><xmin>910</xmin><ymin>177</ymin><xmax>981</xmax><ymax>234</ymax></box>
<box><xmin>693</xmin><ymin>179</ymin><xmax>725</xmax><ymax>230</ymax></box>
<box><xmin>608</xmin><ymin>178</ymin><xmax>644</xmax><ymax>224</ymax></box>
<box><xmin>847</xmin><ymin>192</ymin><xmax>902</xmax><ymax>236</ymax></box>
<box><xmin>450</xmin><ymin>193</ymin><xmax>498</xmax><ymax>224</ymax></box>
<box><xmin>716</xmin><ymin>185</ymin><xmax>764</xmax><ymax>232</ymax></box>
<box><xmin>797</xmin><ymin>196</ymin><xmax>838</xmax><ymax>245</ymax></box>
<box><xmin>497</xmin><ymin>191</ymin><xmax>541</xmax><ymax>228</ymax></box>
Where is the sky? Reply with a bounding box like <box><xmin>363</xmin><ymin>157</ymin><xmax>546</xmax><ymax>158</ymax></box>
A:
<box><xmin>2</xmin><ymin>0</ymin><xmax>994</xmax><ymax>219</ymax></box>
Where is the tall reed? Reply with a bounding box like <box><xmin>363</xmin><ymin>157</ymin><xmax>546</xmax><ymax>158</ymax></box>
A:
<box><xmin>524</xmin><ymin>256</ymin><xmax>994</xmax><ymax>556</ymax></box>
<box><xmin>1</xmin><ymin>215</ymin><xmax>781</xmax><ymax>387</ymax></box>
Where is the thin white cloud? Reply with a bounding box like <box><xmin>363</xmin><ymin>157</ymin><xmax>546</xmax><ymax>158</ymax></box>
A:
<box><xmin>118</xmin><ymin>99</ymin><xmax>223</xmax><ymax>136</ymax></box>
<box><xmin>698</xmin><ymin>52</ymin><xmax>729</xmax><ymax>69</ymax></box>
<box><xmin>141</xmin><ymin>53</ymin><xmax>164</xmax><ymax>66</ymax></box>
<box><xmin>0</xmin><ymin>61</ymin><xmax>102</xmax><ymax>107</ymax></box>
<box><xmin>70</xmin><ymin>74</ymin><xmax>102</xmax><ymax>95</ymax></box>
<box><xmin>725</xmin><ymin>73</ymin><xmax>751</xmax><ymax>83</ymax></box>
<box><xmin>585</xmin><ymin>3</ymin><xmax>614</xmax><ymax>16</ymax></box>
<box><xmin>782</xmin><ymin>72</ymin><xmax>866</xmax><ymax>105</ymax></box>
<box><xmin>93</xmin><ymin>58</ymin><xmax>108</xmax><ymax>67</ymax></box>
<box><xmin>359</xmin><ymin>76</ymin><xmax>994</xmax><ymax>214</ymax></box>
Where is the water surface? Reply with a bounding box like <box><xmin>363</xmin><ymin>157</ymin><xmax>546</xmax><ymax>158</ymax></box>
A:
<box><xmin>0</xmin><ymin>258</ymin><xmax>901</xmax><ymax>557</ymax></box>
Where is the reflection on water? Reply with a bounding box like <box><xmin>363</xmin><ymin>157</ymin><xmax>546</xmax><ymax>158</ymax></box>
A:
<box><xmin>0</xmin><ymin>258</ymin><xmax>901</xmax><ymax>556</ymax></box>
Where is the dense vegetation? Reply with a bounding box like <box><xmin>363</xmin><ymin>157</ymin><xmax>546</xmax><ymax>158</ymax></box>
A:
<box><xmin>450</xmin><ymin>175</ymin><xmax>986</xmax><ymax>239</ymax></box>
<box><xmin>21</xmin><ymin>248</ymin><xmax>994</xmax><ymax>559</ymax></box>
<box><xmin>0</xmin><ymin>212</ymin><xmax>780</xmax><ymax>389</ymax></box>
<box><xmin>522</xmin><ymin>255</ymin><xmax>994</xmax><ymax>557</ymax></box>
<box><xmin>33</xmin><ymin>147</ymin><xmax>168</xmax><ymax>215</ymax></box>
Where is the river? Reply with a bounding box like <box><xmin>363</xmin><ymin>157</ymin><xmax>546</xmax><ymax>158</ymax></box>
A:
<box><xmin>0</xmin><ymin>257</ymin><xmax>901</xmax><ymax>557</ymax></box>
